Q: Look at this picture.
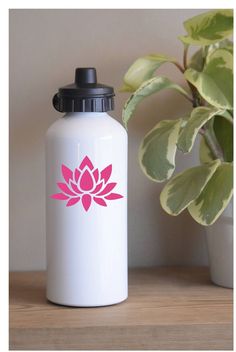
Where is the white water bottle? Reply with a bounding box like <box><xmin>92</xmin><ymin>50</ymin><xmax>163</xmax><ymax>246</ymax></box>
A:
<box><xmin>46</xmin><ymin>68</ymin><xmax>128</xmax><ymax>306</ymax></box>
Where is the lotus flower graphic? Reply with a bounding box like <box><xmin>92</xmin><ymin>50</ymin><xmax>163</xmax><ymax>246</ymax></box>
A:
<box><xmin>51</xmin><ymin>156</ymin><xmax>123</xmax><ymax>211</ymax></box>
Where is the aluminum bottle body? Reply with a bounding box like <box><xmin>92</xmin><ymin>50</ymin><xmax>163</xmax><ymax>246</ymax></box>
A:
<box><xmin>46</xmin><ymin>112</ymin><xmax>128</xmax><ymax>306</ymax></box>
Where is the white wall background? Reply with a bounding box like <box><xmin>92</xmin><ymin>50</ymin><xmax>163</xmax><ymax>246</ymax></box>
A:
<box><xmin>9</xmin><ymin>9</ymin><xmax>209</xmax><ymax>271</ymax></box>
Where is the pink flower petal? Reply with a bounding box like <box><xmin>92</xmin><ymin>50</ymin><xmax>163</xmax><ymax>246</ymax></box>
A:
<box><xmin>100</xmin><ymin>164</ymin><xmax>112</xmax><ymax>183</ymax></box>
<box><xmin>79</xmin><ymin>156</ymin><xmax>94</xmax><ymax>170</ymax></box>
<box><xmin>74</xmin><ymin>168</ymin><xmax>81</xmax><ymax>183</ymax></box>
<box><xmin>57</xmin><ymin>182</ymin><xmax>77</xmax><ymax>196</ymax></box>
<box><xmin>93</xmin><ymin>169</ymin><xmax>99</xmax><ymax>183</ymax></box>
<box><xmin>62</xmin><ymin>164</ymin><xmax>73</xmax><ymax>184</ymax></box>
<box><xmin>82</xmin><ymin>194</ymin><xmax>92</xmax><ymax>211</ymax></box>
<box><xmin>70</xmin><ymin>181</ymin><xmax>82</xmax><ymax>194</ymax></box>
<box><xmin>53</xmin><ymin>158</ymin><xmax>123</xmax><ymax>211</ymax></box>
<box><xmin>66</xmin><ymin>197</ymin><xmax>80</xmax><ymax>207</ymax></box>
<box><xmin>50</xmin><ymin>193</ymin><xmax>69</xmax><ymax>200</ymax></box>
<box><xmin>79</xmin><ymin>169</ymin><xmax>94</xmax><ymax>191</ymax></box>
<box><xmin>91</xmin><ymin>182</ymin><xmax>103</xmax><ymax>194</ymax></box>
<box><xmin>96</xmin><ymin>182</ymin><xmax>117</xmax><ymax>196</ymax></box>
<box><xmin>93</xmin><ymin>197</ymin><xmax>107</xmax><ymax>207</ymax></box>
<box><xmin>105</xmin><ymin>193</ymin><xmax>123</xmax><ymax>200</ymax></box>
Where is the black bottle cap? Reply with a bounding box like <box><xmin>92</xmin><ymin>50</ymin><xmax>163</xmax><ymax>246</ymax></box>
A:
<box><xmin>53</xmin><ymin>68</ymin><xmax>115</xmax><ymax>113</ymax></box>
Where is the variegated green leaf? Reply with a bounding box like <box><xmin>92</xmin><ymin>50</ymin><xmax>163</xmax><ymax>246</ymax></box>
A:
<box><xmin>184</xmin><ymin>49</ymin><xmax>233</xmax><ymax>109</ymax></box>
<box><xmin>208</xmin><ymin>38</ymin><xmax>233</xmax><ymax>55</ymax></box>
<box><xmin>177</xmin><ymin>107</ymin><xmax>221</xmax><ymax>153</ymax></box>
<box><xmin>122</xmin><ymin>76</ymin><xmax>190</xmax><ymax>128</ymax></box>
<box><xmin>199</xmin><ymin>136</ymin><xmax>214</xmax><ymax>164</ymax></box>
<box><xmin>189</xmin><ymin>48</ymin><xmax>205</xmax><ymax>71</ymax></box>
<box><xmin>160</xmin><ymin>159</ymin><xmax>220</xmax><ymax>215</ymax></box>
<box><xmin>213</xmin><ymin>115</ymin><xmax>233</xmax><ymax>162</ymax></box>
<box><xmin>179</xmin><ymin>10</ymin><xmax>233</xmax><ymax>45</ymax></box>
<box><xmin>188</xmin><ymin>163</ymin><xmax>233</xmax><ymax>225</ymax></box>
<box><xmin>189</xmin><ymin>39</ymin><xmax>234</xmax><ymax>72</ymax></box>
<box><xmin>139</xmin><ymin>119</ymin><xmax>182</xmax><ymax>182</ymax></box>
<box><xmin>120</xmin><ymin>54</ymin><xmax>177</xmax><ymax>92</ymax></box>
<box><xmin>120</xmin><ymin>83</ymin><xmax>135</xmax><ymax>93</ymax></box>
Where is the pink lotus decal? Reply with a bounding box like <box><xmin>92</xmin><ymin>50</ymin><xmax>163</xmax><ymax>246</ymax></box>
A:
<box><xmin>51</xmin><ymin>156</ymin><xmax>123</xmax><ymax>211</ymax></box>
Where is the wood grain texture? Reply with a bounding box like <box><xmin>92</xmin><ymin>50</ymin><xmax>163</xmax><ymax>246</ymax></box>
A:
<box><xmin>9</xmin><ymin>267</ymin><xmax>233</xmax><ymax>350</ymax></box>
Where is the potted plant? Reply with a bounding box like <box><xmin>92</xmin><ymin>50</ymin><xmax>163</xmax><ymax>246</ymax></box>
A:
<box><xmin>121</xmin><ymin>9</ymin><xmax>233</xmax><ymax>288</ymax></box>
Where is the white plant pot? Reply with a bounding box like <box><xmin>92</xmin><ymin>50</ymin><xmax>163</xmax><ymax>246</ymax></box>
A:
<box><xmin>206</xmin><ymin>201</ymin><xmax>233</xmax><ymax>288</ymax></box>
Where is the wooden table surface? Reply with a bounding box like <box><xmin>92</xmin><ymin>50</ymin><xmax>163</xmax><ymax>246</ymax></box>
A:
<box><xmin>9</xmin><ymin>267</ymin><xmax>233</xmax><ymax>350</ymax></box>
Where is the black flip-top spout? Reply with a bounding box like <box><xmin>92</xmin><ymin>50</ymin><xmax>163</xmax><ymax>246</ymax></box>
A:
<box><xmin>75</xmin><ymin>67</ymin><xmax>97</xmax><ymax>85</ymax></box>
<box><xmin>53</xmin><ymin>67</ymin><xmax>114</xmax><ymax>113</ymax></box>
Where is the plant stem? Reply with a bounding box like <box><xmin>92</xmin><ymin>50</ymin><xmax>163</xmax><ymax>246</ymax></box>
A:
<box><xmin>182</xmin><ymin>45</ymin><xmax>201</xmax><ymax>107</ymax></box>
<box><xmin>190</xmin><ymin>85</ymin><xmax>201</xmax><ymax>107</ymax></box>
<box><xmin>200</xmin><ymin>127</ymin><xmax>224</xmax><ymax>161</ymax></box>
<box><xmin>181</xmin><ymin>94</ymin><xmax>194</xmax><ymax>104</ymax></box>
<box><xmin>173</xmin><ymin>61</ymin><xmax>198</xmax><ymax>106</ymax></box>
<box><xmin>201</xmin><ymin>46</ymin><xmax>208</xmax><ymax>69</ymax></box>
<box><xmin>183</xmin><ymin>45</ymin><xmax>189</xmax><ymax>70</ymax></box>
<box><xmin>173</xmin><ymin>61</ymin><xmax>185</xmax><ymax>74</ymax></box>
